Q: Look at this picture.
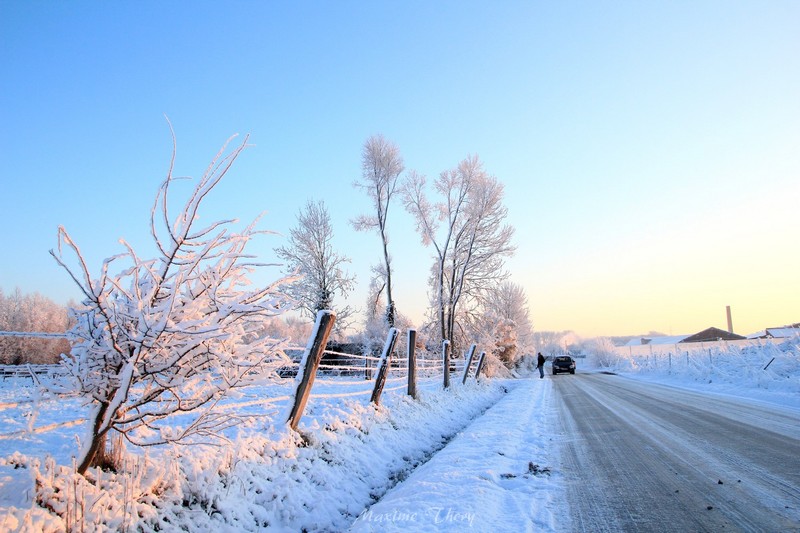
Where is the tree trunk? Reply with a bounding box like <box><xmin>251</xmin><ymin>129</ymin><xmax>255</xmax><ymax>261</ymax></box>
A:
<box><xmin>382</xmin><ymin>232</ymin><xmax>395</xmax><ymax>327</ymax></box>
<box><xmin>438</xmin><ymin>259</ymin><xmax>447</xmax><ymax>343</ymax></box>
<box><xmin>77</xmin><ymin>401</ymin><xmax>111</xmax><ymax>475</ymax></box>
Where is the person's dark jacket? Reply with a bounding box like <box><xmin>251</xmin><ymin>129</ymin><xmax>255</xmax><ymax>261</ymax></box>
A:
<box><xmin>537</xmin><ymin>353</ymin><xmax>545</xmax><ymax>367</ymax></box>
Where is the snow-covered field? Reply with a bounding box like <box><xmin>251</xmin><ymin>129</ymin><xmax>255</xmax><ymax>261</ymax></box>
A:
<box><xmin>1</xmin><ymin>337</ymin><xmax>797</xmax><ymax>532</ymax></box>
<box><xmin>0</xmin><ymin>364</ymin><xmax>510</xmax><ymax>532</ymax></box>
<box><xmin>607</xmin><ymin>337</ymin><xmax>800</xmax><ymax>410</ymax></box>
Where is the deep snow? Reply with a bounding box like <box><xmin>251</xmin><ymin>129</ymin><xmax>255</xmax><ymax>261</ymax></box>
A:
<box><xmin>1</xmin><ymin>337</ymin><xmax>797</xmax><ymax>532</ymax></box>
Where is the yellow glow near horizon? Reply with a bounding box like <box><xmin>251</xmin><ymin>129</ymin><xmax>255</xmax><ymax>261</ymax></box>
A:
<box><xmin>523</xmin><ymin>197</ymin><xmax>799</xmax><ymax>338</ymax></box>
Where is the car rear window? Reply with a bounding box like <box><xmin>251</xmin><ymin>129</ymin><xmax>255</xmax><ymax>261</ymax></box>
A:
<box><xmin>556</xmin><ymin>356</ymin><xmax>571</xmax><ymax>362</ymax></box>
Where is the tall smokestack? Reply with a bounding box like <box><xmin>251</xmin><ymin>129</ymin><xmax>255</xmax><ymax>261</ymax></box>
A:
<box><xmin>726</xmin><ymin>305</ymin><xmax>733</xmax><ymax>334</ymax></box>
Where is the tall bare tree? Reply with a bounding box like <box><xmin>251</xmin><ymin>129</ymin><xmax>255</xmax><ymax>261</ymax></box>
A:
<box><xmin>51</xmin><ymin>130</ymin><xmax>295</xmax><ymax>475</ymax></box>
<box><xmin>275</xmin><ymin>200</ymin><xmax>355</xmax><ymax>336</ymax></box>
<box><xmin>402</xmin><ymin>155</ymin><xmax>515</xmax><ymax>351</ymax></box>
<box><xmin>351</xmin><ymin>135</ymin><xmax>404</xmax><ymax>327</ymax></box>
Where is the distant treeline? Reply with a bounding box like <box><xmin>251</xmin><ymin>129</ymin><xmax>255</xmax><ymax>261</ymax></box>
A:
<box><xmin>0</xmin><ymin>288</ymin><xmax>72</xmax><ymax>364</ymax></box>
<box><xmin>0</xmin><ymin>288</ymin><xmax>319</xmax><ymax>365</ymax></box>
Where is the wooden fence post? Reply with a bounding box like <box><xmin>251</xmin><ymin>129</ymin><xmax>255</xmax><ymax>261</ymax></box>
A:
<box><xmin>364</xmin><ymin>356</ymin><xmax>372</xmax><ymax>380</ymax></box>
<box><xmin>407</xmin><ymin>329</ymin><xmax>418</xmax><ymax>399</ymax></box>
<box><xmin>442</xmin><ymin>340</ymin><xmax>451</xmax><ymax>389</ymax></box>
<box><xmin>461</xmin><ymin>343</ymin><xmax>477</xmax><ymax>384</ymax></box>
<box><xmin>474</xmin><ymin>351</ymin><xmax>487</xmax><ymax>380</ymax></box>
<box><xmin>286</xmin><ymin>310</ymin><xmax>336</xmax><ymax>431</ymax></box>
<box><xmin>371</xmin><ymin>328</ymin><xmax>400</xmax><ymax>405</ymax></box>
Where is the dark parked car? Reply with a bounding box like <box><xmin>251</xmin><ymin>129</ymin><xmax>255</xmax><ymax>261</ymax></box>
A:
<box><xmin>552</xmin><ymin>355</ymin><xmax>576</xmax><ymax>375</ymax></box>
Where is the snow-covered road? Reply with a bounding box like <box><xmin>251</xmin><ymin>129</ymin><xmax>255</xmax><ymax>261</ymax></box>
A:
<box><xmin>349</xmin><ymin>372</ymin><xmax>800</xmax><ymax>532</ymax></box>
<box><xmin>555</xmin><ymin>373</ymin><xmax>800</xmax><ymax>532</ymax></box>
<box><xmin>349</xmin><ymin>378</ymin><xmax>564</xmax><ymax>532</ymax></box>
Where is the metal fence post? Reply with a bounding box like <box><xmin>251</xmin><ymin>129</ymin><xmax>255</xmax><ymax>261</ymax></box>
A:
<box><xmin>286</xmin><ymin>310</ymin><xmax>335</xmax><ymax>431</ymax></box>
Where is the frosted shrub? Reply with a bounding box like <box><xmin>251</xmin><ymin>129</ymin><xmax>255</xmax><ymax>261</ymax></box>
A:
<box><xmin>584</xmin><ymin>337</ymin><xmax>619</xmax><ymax>368</ymax></box>
<box><xmin>50</xmin><ymin>130</ymin><xmax>295</xmax><ymax>474</ymax></box>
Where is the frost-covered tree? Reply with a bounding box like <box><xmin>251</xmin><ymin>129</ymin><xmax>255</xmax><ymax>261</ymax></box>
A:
<box><xmin>474</xmin><ymin>282</ymin><xmax>533</xmax><ymax>367</ymax></box>
<box><xmin>351</xmin><ymin>135</ymin><xmax>404</xmax><ymax>327</ymax></box>
<box><xmin>485</xmin><ymin>282</ymin><xmax>533</xmax><ymax>341</ymax></box>
<box><xmin>50</xmin><ymin>131</ymin><xmax>295</xmax><ymax>475</ymax></box>
<box><xmin>362</xmin><ymin>268</ymin><xmax>389</xmax><ymax>344</ymax></box>
<box><xmin>580</xmin><ymin>337</ymin><xmax>620</xmax><ymax>367</ymax></box>
<box><xmin>488</xmin><ymin>318</ymin><xmax>519</xmax><ymax>365</ymax></box>
<box><xmin>275</xmin><ymin>200</ymin><xmax>355</xmax><ymax>337</ymax></box>
<box><xmin>402</xmin><ymin>156</ymin><xmax>515</xmax><ymax>353</ymax></box>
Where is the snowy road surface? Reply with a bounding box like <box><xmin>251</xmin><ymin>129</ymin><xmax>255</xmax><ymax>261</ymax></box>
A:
<box><xmin>555</xmin><ymin>373</ymin><xmax>800</xmax><ymax>532</ymax></box>
<box><xmin>349</xmin><ymin>378</ymin><xmax>563</xmax><ymax>532</ymax></box>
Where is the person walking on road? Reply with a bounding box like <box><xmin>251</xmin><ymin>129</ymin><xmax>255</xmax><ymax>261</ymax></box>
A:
<box><xmin>537</xmin><ymin>352</ymin><xmax>546</xmax><ymax>379</ymax></box>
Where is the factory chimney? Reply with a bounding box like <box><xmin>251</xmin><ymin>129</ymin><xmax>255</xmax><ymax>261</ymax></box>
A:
<box><xmin>726</xmin><ymin>305</ymin><xmax>733</xmax><ymax>334</ymax></box>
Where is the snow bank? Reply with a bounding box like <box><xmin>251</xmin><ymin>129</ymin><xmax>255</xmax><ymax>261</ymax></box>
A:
<box><xmin>590</xmin><ymin>338</ymin><xmax>800</xmax><ymax>410</ymax></box>
<box><xmin>1</xmin><ymin>379</ymin><xmax>508</xmax><ymax>532</ymax></box>
<box><xmin>349</xmin><ymin>377</ymin><xmax>562</xmax><ymax>532</ymax></box>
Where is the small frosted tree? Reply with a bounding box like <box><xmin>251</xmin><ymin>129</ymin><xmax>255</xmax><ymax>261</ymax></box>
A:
<box><xmin>473</xmin><ymin>281</ymin><xmax>534</xmax><ymax>367</ymax></box>
<box><xmin>50</xmin><ymin>130</ymin><xmax>295</xmax><ymax>475</ymax></box>
<box><xmin>275</xmin><ymin>200</ymin><xmax>355</xmax><ymax>337</ymax></box>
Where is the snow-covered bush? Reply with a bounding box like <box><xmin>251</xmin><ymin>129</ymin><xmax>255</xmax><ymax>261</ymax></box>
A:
<box><xmin>583</xmin><ymin>337</ymin><xmax>619</xmax><ymax>368</ymax></box>
<box><xmin>515</xmin><ymin>353</ymin><xmax>538</xmax><ymax>375</ymax></box>
<box><xmin>480</xmin><ymin>352</ymin><xmax>514</xmax><ymax>378</ymax></box>
<box><xmin>49</xmin><ymin>131</ymin><xmax>295</xmax><ymax>474</ymax></box>
<box><xmin>490</xmin><ymin>317</ymin><xmax>518</xmax><ymax>366</ymax></box>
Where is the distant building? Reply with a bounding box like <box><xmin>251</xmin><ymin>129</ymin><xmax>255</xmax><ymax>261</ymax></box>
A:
<box><xmin>749</xmin><ymin>323</ymin><xmax>800</xmax><ymax>340</ymax></box>
<box><xmin>679</xmin><ymin>327</ymin><xmax>746</xmax><ymax>343</ymax></box>
<box><xmin>625</xmin><ymin>335</ymin><xmax>690</xmax><ymax>347</ymax></box>
<box><xmin>625</xmin><ymin>326</ymin><xmax>746</xmax><ymax>347</ymax></box>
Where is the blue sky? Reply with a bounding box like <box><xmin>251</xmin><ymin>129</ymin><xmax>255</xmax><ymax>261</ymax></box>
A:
<box><xmin>2</xmin><ymin>1</ymin><xmax>798</xmax><ymax>337</ymax></box>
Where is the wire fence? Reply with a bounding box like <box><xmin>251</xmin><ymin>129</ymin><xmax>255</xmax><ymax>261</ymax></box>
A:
<box><xmin>611</xmin><ymin>336</ymin><xmax>798</xmax><ymax>376</ymax></box>
<box><xmin>0</xmin><ymin>330</ymin><xmax>68</xmax><ymax>339</ymax></box>
<box><xmin>0</xmin><ymin>325</ymin><xmax>488</xmax><ymax>445</ymax></box>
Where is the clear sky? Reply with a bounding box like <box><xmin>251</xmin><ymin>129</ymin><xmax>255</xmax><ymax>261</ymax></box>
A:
<box><xmin>1</xmin><ymin>1</ymin><xmax>798</xmax><ymax>338</ymax></box>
